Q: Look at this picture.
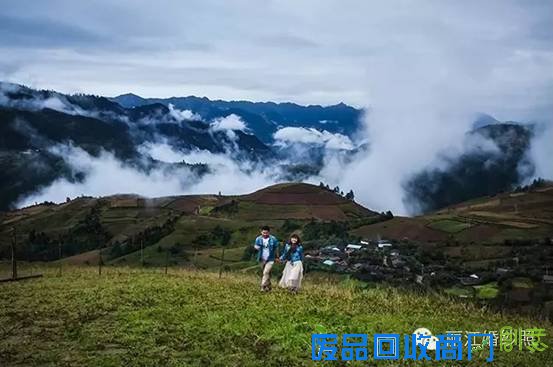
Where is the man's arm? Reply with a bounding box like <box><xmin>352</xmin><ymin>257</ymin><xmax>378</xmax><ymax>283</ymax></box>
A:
<box><xmin>276</xmin><ymin>237</ymin><xmax>281</xmax><ymax>259</ymax></box>
<box><xmin>253</xmin><ymin>237</ymin><xmax>260</xmax><ymax>251</ymax></box>
<box><xmin>279</xmin><ymin>243</ymin><xmax>289</xmax><ymax>262</ymax></box>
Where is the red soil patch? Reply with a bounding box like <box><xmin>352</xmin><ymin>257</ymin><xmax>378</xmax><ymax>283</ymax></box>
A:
<box><xmin>306</xmin><ymin>206</ymin><xmax>348</xmax><ymax>221</ymax></box>
<box><xmin>243</xmin><ymin>183</ymin><xmax>349</xmax><ymax>205</ymax></box>
<box><xmin>166</xmin><ymin>197</ymin><xmax>203</xmax><ymax>213</ymax></box>
<box><xmin>248</xmin><ymin>191</ymin><xmax>345</xmax><ymax>205</ymax></box>
<box><xmin>352</xmin><ymin>217</ymin><xmax>449</xmax><ymax>242</ymax></box>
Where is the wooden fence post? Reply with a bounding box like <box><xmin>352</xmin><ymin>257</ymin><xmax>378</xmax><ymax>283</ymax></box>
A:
<box><xmin>218</xmin><ymin>247</ymin><xmax>226</xmax><ymax>279</ymax></box>
<box><xmin>11</xmin><ymin>227</ymin><xmax>17</xmax><ymax>280</ymax></box>
<box><xmin>58</xmin><ymin>238</ymin><xmax>63</xmax><ymax>277</ymax></box>
<box><xmin>98</xmin><ymin>249</ymin><xmax>103</xmax><ymax>276</ymax></box>
<box><xmin>165</xmin><ymin>249</ymin><xmax>168</xmax><ymax>275</ymax></box>
<box><xmin>141</xmin><ymin>239</ymin><xmax>144</xmax><ymax>267</ymax></box>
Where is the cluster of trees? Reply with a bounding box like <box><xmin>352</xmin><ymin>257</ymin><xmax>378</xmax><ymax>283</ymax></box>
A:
<box><xmin>380</xmin><ymin>211</ymin><xmax>394</xmax><ymax>220</ymax></box>
<box><xmin>211</xmin><ymin>199</ymin><xmax>239</xmax><ymax>216</ymax></box>
<box><xmin>303</xmin><ymin>219</ymin><xmax>351</xmax><ymax>241</ymax></box>
<box><xmin>23</xmin><ymin>230</ymin><xmax>57</xmax><ymax>261</ymax></box>
<box><xmin>513</xmin><ymin>177</ymin><xmax>549</xmax><ymax>193</ymax></box>
<box><xmin>504</xmin><ymin>237</ymin><xmax>551</xmax><ymax>247</ymax></box>
<box><xmin>318</xmin><ymin>182</ymin><xmax>355</xmax><ymax>201</ymax></box>
<box><xmin>281</xmin><ymin>219</ymin><xmax>302</xmax><ymax>233</ymax></box>
<box><xmin>175</xmin><ymin>161</ymin><xmax>210</xmax><ymax>176</ymax></box>
<box><xmin>349</xmin><ymin>211</ymin><xmax>394</xmax><ymax>229</ymax></box>
<box><xmin>109</xmin><ymin>215</ymin><xmax>180</xmax><ymax>259</ymax></box>
<box><xmin>193</xmin><ymin>225</ymin><xmax>232</xmax><ymax>247</ymax></box>
<box><xmin>20</xmin><ymin>205</ymin><xmax>112</xmax><ymax>261</ymax></box>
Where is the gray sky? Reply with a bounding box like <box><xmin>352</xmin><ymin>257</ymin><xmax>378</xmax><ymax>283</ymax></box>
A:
<box><xmin>1</xmin><ymin>0</ymin><xmax>552</xmax><ymax>121</ymax></box>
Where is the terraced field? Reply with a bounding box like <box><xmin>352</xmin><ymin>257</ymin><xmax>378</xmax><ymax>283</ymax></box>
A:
<box><xmin>353</xmin><ymin>184</ymin><xmax>553</xmax><ymax>244</ymax></box>
<box><xmin>0</xmin><ymin>183</ymin><xmax>377</xmax><ymax>267</ymax></box>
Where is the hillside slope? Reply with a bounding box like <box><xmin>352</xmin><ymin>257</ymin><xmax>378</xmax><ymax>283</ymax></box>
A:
<box><xmin>351</xmin><ymin>183</ymin><xmax>553</xmax><ymax>280</ymax></box>
<box><xmin>353</xmin><ymin>182</ymin><xmax>553</xmax><ymax>244</ymax></box>
<box><xmin>0</xmin><ymin>183</ymin><xmax>376</xmax><ymax>263</ymax></box>
<box><xmin>405</xmin><ymin>123</ymin><xmax>534</xmax><ymax>212</ymax></box>
<box><xmin>0</xmin><ymin>266</ymin><xmax>551</xmax><ymax>366</ymax></box>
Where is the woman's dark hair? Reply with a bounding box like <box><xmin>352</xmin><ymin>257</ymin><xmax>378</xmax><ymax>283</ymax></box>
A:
<box><xmin>284</xmin><ymin>234</ymin><xmax>302</xmax><ymax>261</ymax></box>
<box><xmin>289</xmin><ymin>234</ymin><xmax>301</xmax><ymax>244</ymax></box>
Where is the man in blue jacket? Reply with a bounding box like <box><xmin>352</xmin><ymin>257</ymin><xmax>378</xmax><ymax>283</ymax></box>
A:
<box><xmin>253</xmin><ymin>225</ymin><xmax>280</xmax><ymax>292</ymax></box>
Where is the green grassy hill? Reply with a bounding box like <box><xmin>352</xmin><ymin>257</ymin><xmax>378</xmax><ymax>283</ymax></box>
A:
<box><xmin>0</xmin><ymin>266</ymin><xmax>551</xmax><ymax>366</ymax></box>
<box><xmin>352</xmin><ymin>183</ymin><xmax>553</xmax><ymax>244</ymax></box>
<box><xmin>0</xmin><ymin>183</ymin><xmax>377</xmax><ymax>267</ymax></box>
<box><xmin>2</xmin><ymin>182</ymin><xmax>552</xmax><ymax>274</ymax></box>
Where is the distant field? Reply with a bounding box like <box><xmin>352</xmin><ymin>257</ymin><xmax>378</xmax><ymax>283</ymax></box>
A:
<box><xmin>3</xmin><ymin>183</ymin><xmax>551</xmax><ymax>272</ymax></box>
<box><xmin>351</xmin><ymin>216</ymin><xmax>450</xmax><ymax>242</ymax></box>
<box><xmin>0</xmin><ymin>183</ymin><xmax>379</xmax><ymax>267</ymax></box>
<box><xmin>427</xmin><ymin>219</ymin><xmax>472</xmax><ymax>233</ymax></box>
<box><xmin>1</xmin><ymin>266</ymin><xmax>552</xmax><ymax>366</ymax></box>
<box><xmin>353</xmin><ymin>185</ymin><xmax>553</xmax><ymax>244</ymax></box>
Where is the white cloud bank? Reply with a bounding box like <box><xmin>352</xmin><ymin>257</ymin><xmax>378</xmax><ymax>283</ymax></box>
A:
<box><xmin>209</xmin><ymin>114</ymin><xmax>248</xmax><ymax>140</ymax></box>
<box><xmin>527</xmin><ymin>122</ymin><xmax>553</xmax><ymax>181</ymax></box>
<box><xmin>0</xmin><ymin>82</ymin><xmax>86</xmax><ymax>115</ymax></box>
<box><xmin>18</xmin><ymin>145</ymin><xmax>194</xmax><ymax>205</ymax></box>
<box><xmin>168</xmin><ymin>103</ymin><xmax>201</xmax><ymax>121</ymax></box>
<box><xmin>18</xmin><ymin>143</ymin><xmax>282</xmax><ymax>207</ymax></box>
<box><xmin>274</xmin><ymin>127</ymin><xmax>354</xmax><ymax>150</ymax></box>
<box><xmin>210</xmin><ymin>114</ymin><xmax>247</xmax><ymax>131</ymax></box>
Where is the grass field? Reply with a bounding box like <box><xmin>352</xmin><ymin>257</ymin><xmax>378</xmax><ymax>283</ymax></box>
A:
<box><xmin>427</xmin><ymin>219</ymin><xmax>472</xmax><ymax>233</ymax></box>
<box><xmin>473</xmin><ymin>282</ymin><xmax>500</xmax><ymax>299</ymax></box>
<box><xmin>1</xmin><ymin>266</ymin><xmax>552</xmax><ymax>366</ymax></box>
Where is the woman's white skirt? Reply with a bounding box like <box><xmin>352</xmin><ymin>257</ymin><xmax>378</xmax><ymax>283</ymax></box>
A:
<box><xmin>279</xmin><ymin>261</ymin><xmax>303</xmax><ymax>289</ymax></box>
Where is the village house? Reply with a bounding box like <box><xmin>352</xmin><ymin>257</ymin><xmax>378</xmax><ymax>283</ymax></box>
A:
<box><xmin>345</xmin><ymin>244</ymin><xmax>363</xmax><ymax>255</ymax></box>
<box><xmin>377</xmin><ymin>240</ymin><xmax>393</xmax><ymax>250</ymax></box>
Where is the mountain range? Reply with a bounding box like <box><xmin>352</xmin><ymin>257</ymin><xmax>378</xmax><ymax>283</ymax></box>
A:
<box><xmin>110</xmin><ymin>93</ymin><xmax>362</xmax><ymax>143</ymax></box>
<box><xmin>0</xmin><ymin>81</ymin><xmax>540</xmax><ymax>212</ymax></box>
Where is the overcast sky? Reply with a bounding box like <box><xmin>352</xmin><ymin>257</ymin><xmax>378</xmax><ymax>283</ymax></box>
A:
<box><xmin>0</xmin><ymin>0</ymin><xmax>552</xmax><ymax>121</ymax></box>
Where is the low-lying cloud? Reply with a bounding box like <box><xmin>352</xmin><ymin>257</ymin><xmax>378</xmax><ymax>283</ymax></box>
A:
<box><xmin>0</xmin><ymin>82</ymin><xmax>85</xmax><ymax>115</ymax></box>
<box><xmin>210</xmin><ymin>114</ymin><xmax>247</xmax><ymax>131</ymax></box>
<box><xmin>18</xmin><ymin>142</ymin><xmax>283</xmax><ymax>207</ymax></box>
<box><xmin>209</xmin><ymin>114</ymin><xmax>248</xmax><ymax>141</ymax></box>
<box><xmin>18</xmin><ymin>145</ymin><xmax>194</xmax><ymax>206</ymax></box>
<box><xmin>274</xmin><ymin>127</ymin><xmax>354</xmax><ymax>150</ymax></box>
<box><xmin>527</xmin><ymin>122</ymin><xmax>553</xmax><ymax>181</ymax></box>
<box><xmin>168</xmin><ymin>103</ymin><xmax>201</xmax><ymax>121</ymax></box>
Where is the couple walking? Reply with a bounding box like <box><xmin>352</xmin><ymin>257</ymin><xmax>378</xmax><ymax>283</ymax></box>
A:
<box><xmin>253</xmin><ymin>225</ymin><xmax>304</xmax><ymax>293</ymax></box>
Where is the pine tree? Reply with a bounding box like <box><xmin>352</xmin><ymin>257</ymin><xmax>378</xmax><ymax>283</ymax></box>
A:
<box><xmin>345</xmin><ymin>190</ymin><xmax>355</xmax><ymax>201</ymax></box>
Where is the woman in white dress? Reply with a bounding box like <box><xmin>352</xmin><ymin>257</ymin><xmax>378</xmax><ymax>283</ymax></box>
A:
<box><xmin>278</xmin><ymin>234</ymin><xmax>304</xmax><ymax>293</ymax></box>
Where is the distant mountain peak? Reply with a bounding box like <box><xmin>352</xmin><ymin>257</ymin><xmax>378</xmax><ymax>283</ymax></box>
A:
<box><xmin>472</xmin><ymin>113</ymin><xmax>500</xmax><ymax>129</ymax></box>
<box><xmin>116</xmin><ymin>92</ymin><xmax>143</xmax><ymax>98</ymax></box>
<box><xmin>111</xmin><ymin>93</ymin><xmax>146</xmax><ymax>108</ymax></box>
